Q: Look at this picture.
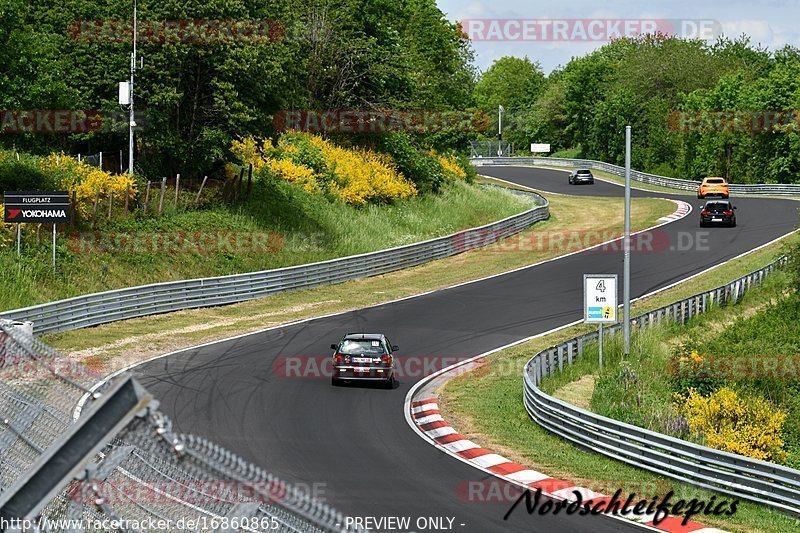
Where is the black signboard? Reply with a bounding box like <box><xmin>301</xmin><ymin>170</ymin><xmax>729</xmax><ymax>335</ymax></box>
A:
<box><xmin>4</xmin><ymin>191</ymin><xmax>70</xmax><ymax>223</ymax></box>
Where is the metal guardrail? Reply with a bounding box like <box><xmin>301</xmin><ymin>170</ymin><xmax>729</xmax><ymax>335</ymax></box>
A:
<box><xmin>473</xmin><ymin>156</ymin><xmax>800</xmax><ymax>196</ymax></box>
<box><xmin>522</xmin><ymin>256</ymin><xmax>800</xmax><ymax>514</ymax></box>
<box><xmin>1</xmin><ymin>190</ymin><xmax>549</xmax><ymax>335</ymax></box>
<box><xmin>0</xmin><ymin>319</ymin><xmax>359</xmax><ymax>532</ymax></box>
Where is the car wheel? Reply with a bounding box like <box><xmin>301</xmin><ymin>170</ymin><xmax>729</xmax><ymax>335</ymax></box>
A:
<box><xmin>699</xmin><ymin>221</ymin><xmax>706</xmax><ymax>228</ymax></box>
<box><xmin>731</xmin><ymin>219</ymin><xmax>736</xmax><ymax>227</ymax></box>
<box><xmin>384</xmin><ymin>376</ymin><xmax>395</xmax><ymax>389</ymax></box>
<box><xmin>331</xmin><ymin>377</ymin><xmax>341</xmax><ymax>387</ymax></box>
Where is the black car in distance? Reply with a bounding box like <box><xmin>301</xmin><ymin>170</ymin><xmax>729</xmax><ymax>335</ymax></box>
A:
<box><xmin>699</xmin><ymin>200</ymin><xmax>737</xmax><ymax>227</ymax></box>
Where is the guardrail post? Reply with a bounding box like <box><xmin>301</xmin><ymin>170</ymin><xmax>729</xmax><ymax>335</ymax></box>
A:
<box><xmin>557</xmin><ymin>346</ymin><xmax>564</xmax><ymax>373</ymax></box>
<box><xmin>549</xmin><ymin>350</ymin><xmax>556</xmax><ymax>375</ymax></box>
<box><xmin>577</xmin><ymin>337</ymin><xmax>583</xmax><ymax>357</ymax></box>
<box><xmin>567</xmin><ymin>342</ymin><xmax>574</xmax><ymax>365</ymax></box>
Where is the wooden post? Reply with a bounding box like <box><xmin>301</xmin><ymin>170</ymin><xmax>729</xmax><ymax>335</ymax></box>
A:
<box><xmin>144</xmin><ymin>181</ymin><xmax>151</xmax><ymax>214</ymax></box>
<box><xmin>196</xmin><ymin>176</ymin><xmax>208</xmax><ymax>204</ymax></box>
<box><xmin>93</xmin><ymin>188</ymin><xmax>100</xmax><ymax>220</ymax></box>
<box><xmin>174</xmin><ymin>173</ymin><xmax>180</xmax><ymax>207</ymax></box>
<box><xmin>247</xmin><ymin>164</ymin><xmax>253</xmax><ymax>196</ymax></box>
<box><xmin>158</xmin><ymin>177</ymin><xmax>166</xmax><ymax>215</ymax></box>
<box><xmin>236</xmin><ymin>168</ymin><xmax>245</xmax><ymax>201</ymax></box>
<box><xmin>70</xmin><ymin>190</ymin><xmax>77</xmax><ymax>228</ymax></box>
<box><xmin>124</xmin><ymin>184</ymin><xmax>130</xmax><ymax>216</ymax></box>
<box><xmin>107</xmin><ymin>189</ymin><xmax>114</xmax><ymax>220</ymax></box>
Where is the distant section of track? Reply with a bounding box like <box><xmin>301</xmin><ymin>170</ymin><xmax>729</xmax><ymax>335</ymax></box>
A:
<box><xmin>135</xmin><ymin>166</ymin><xmax>798</xmax><ymax>532</ymax></box>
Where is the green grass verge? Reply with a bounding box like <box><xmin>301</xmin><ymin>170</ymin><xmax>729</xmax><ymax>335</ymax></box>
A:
<box><xmin>1</xmin><ymin>180</ymin><xmax>529</xmax><ymax>311</ymax></box>
<box><xmin>45</xmin><ymin>193</ymin><xmax>673</xmax><ymax>376</ymax></box>
<box><xmin>440</xmin><ymin>232</ymin><xmax>800</xmax><ymax>533</ymax></box>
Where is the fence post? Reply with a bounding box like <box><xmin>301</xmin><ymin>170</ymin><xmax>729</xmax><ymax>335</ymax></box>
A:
<box><xmin>92</xmin><ymin>188</ymin><xmax>100</xmax><ymax>221</ymax></box>
<box><xmin>144</xmin><ymin>181</ymin><xmax>151</xmax><ymax>214</ymax></box>
<box><xmin>107</xmin><ymin>190</ymin><xmax>113</xmax><ymax>220</ymax></box>
<box><xmin>69</xmin><ymin>191</ymin><xmax>77</xmax><ymax>229</ymax></box>
<box><xmin>124</xmin><ymin>184</ymin><xmax>130</xmax><ymax>217</ymax></box>
<box><xmin>196</xmin><ymin>176</ymin><xmax>208</xmax><ymax>204</ymax></box>
<box><xmin>158</xmin><ymin>177</ymin><xmax>166</xmax><ymax>215</ymax></box>
<box><xmin>175</xmin><ymin>173</ymin><xmax>180</xmax><ymax>207</ymax></box>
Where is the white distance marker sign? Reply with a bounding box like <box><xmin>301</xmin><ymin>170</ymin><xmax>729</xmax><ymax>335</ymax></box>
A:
<box><xmin>584</xmin><ymin>274</ymin><xmax>618</xmax><ymax>324</ymax></box>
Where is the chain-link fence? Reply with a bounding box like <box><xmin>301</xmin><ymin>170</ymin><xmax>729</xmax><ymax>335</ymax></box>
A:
<box><xmin>469</xmin><ymin>140</ymin><xmax>511</xmax><ymax>158</ymax></box>
<box><xmin>0</xmin><ymin>320</ymin><xmax>358</xmax><ymax>532</ymax></box>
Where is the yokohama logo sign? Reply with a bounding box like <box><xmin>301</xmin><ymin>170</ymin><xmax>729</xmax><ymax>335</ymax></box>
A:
<box><xmin>4</xmin><ymin>191</ymin><xmax>71</xmax><ymax>223</ymax></box>
<box><xmin>10</xmin><ymin>209</ymin><xmax>66</xmax><ymax>219</ymax></box>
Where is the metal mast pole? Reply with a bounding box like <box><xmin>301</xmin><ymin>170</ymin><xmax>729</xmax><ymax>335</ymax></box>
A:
<box><xmin>128</xmin><ymin>1</ymin><xmax>137</xmax><ymax>174</ymax></box>
<box><xmin>623</xmin><ymin>126</ymin><xmax>632</xmax><ymax>357</ymax></box>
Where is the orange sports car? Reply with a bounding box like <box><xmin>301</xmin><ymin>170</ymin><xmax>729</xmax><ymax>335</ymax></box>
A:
<box><xmin>697</xmin><ymin>177</ymin><xmax>729</xmax><ymax>199</ymax></box>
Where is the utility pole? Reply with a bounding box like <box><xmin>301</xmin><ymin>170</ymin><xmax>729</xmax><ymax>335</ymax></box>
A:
<box><xmin>128</xmin><ymin>0</ymin><xmax>137</xmax><ymax>175</ymax></box>
<box><xmin>497</xmin><ymin>105</ymin><xmax>505</xmax><ymax>157</ymax></box>
<box><xmin>623</xmin><ymin>126</ymin><xmax>632</xmax><ymax>357</ymax></box>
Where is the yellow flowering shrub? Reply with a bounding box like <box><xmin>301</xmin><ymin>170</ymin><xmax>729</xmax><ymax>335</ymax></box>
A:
<box><xmin>430</xmin><ymin>149</ymin><xmax>467</xmax><ymax>180</ymax></box>
<box><xmin>308</xmin><ymin>135</ymin><xmax>416</xmax><ymax>205</ymax></box>
<box><xmin>230</xmin><ymin>137</ymin><xmax>272</xmax><ymax>171</ymax></box>
<box><xmin>267</xmin><ymin>158</ymin><xmax>319</xmax><ymax>193</ymax></box>
<box><xmin>231</xmin><ymin>133</ymin><xmax>417</xmax><ymax>205</ymax></box>
<box><xmin>39</xmin><ymin>154</ymin><xmax>137</xmax><ymax>219</ymax></box>
<box><xmin>0</xmin><ymin>203</ymin><xmax>13</xmax><ymax>247</ymax></box>
<box><xmin>681</xmin><ymin>387</ymin><xmax>788</xmax><ymax>463</ymax></box>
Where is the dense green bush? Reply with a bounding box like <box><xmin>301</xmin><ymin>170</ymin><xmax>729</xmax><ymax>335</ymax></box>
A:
<box><xmin>378</xmin><ymin>133</ymin><xmax>445</xmax><ymax>193</ymax></box>
<box><xmin>0</xmin><ymin>151</ymin><xmax>52</xmax><ymax>191</ymax></box>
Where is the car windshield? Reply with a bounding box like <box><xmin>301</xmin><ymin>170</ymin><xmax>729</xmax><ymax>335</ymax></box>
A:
<box><xmin>706</xmin><ymin>178</ymin><xmax>725</xmax><ymax>184</ymax></box>
<box><xmin>338</xmin><ymin>339</ymin><xmax>386</xmax><ymax>355</ymax></box>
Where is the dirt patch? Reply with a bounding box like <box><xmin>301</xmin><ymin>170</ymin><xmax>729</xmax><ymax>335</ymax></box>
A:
<box><xmin>551</xmin><ymin>375</ymin><xmax>596</xmax><ymax>410</ymax></box>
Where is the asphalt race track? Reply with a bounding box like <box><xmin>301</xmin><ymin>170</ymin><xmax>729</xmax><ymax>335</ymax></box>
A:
<box><xmin>136</xmin><ymin>166</ymin><xmax>799</xmax><ymax>532</ymax></box>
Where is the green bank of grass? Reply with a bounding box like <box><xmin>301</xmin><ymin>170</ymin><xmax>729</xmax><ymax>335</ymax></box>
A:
<box><xmin>440</xmin><ymin>231</ymin><xmax>799</xmax><ymax>533</ymax></box>
<box><xmin>46</xmin><ymin>193</ymin><xmax>673</xmax><ymax>374</ymax></box>
<box><xmin>1</xmin><ymin>180</ymin><xmax>529</xmax><ymax>311</ymax></box>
